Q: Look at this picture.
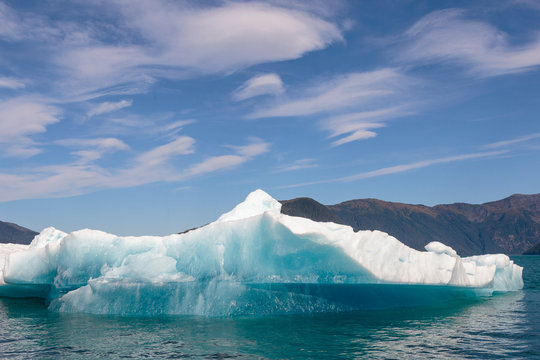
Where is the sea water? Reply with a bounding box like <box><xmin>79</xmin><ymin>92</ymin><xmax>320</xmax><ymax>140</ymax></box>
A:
<box><xmin>0</xmin><ymin>256</ymin><xmax>537</xmax><ymax>359</ymax></box>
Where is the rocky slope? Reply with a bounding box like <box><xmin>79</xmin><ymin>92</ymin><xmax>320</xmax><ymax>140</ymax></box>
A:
<box><xmin>281</xmin><ymin>194</ymin><xmax>540</xmax><ymax>256</ymax></box>
<box><xmin>0</xmin><ymin>220</ymin><xmax>38</xmax><ymax>244</ymax></box>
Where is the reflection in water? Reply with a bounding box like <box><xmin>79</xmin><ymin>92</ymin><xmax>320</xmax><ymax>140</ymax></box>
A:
<box><xmin>0</xmin><ymin>255</ymin><xmax>538</xmax><ymax>359</ymax></box>
<box><xmin>0</xmin><ymin>291</ymin><xmax>535</xmax><ymax>359</ymax></box>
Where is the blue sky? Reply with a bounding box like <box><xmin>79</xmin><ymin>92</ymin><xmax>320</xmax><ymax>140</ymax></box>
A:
<box><xmin>0</xmin><ymin>0</ymin><xmax>539</xmax><ymax>235</ymax></box>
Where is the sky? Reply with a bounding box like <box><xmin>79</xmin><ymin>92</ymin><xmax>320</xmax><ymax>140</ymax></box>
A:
<box><xmin>0</xmin><ymin>0</ymin><xmax>539</xmax><ymax>235</ymax></box>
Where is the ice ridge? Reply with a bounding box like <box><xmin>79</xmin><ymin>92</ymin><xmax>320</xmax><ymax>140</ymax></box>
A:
<box><xmin>0</xmin><ymin>190</ymin><xmax>523</xmax><ymax>315</ymax></box>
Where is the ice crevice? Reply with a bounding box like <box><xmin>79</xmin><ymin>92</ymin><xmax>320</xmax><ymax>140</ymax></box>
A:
<box><xmin>0</xmin><ymin>189</ymin><xmax>523</xmax><ymax>316</ymax></box>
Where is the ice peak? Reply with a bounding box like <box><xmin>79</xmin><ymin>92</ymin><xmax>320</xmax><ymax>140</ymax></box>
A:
<box><xmin>425</xmin><ymin>241</ymin><xmax>457</xmax><ymax>257</ymax></box>
<box><xmin>29</xmin><ymin>227</ymin><xmax>67</xmax><ymax>248</ymax></box>
<box><xmin>216</xmin><ymin>189</ymin><xmax>281</xmax><ymax>223</ymax></box>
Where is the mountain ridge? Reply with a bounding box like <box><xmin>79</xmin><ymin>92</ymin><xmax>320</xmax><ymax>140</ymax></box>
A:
<box><xmin>281</xmin><ymin>193</ymin><xmax>540</xmax><ymax>256</ymax></box>
<box><xmin>3</xmin><ymin>193</ymin><xmax>540</xmax><ymax>255</ymax></box>
<box><xmin>0</xmin><ymin>220</ymin><xmax>38</xmax><ymax>245</ymax></box>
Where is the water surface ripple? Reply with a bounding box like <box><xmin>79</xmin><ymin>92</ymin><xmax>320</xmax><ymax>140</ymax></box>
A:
<box><xmin>0</xmin><ymin>256</ymin><xmax>538</xmax><ymax>359</ymax></box>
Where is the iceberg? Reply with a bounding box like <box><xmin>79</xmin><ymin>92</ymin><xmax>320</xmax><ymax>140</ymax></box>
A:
<box><xmin>0</xmin><ymin>190</ymin><xmax>523</xmax><ymax>316</ymax></box>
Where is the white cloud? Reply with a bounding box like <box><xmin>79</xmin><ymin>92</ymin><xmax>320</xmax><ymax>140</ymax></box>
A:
<box><xmin>137</xmin><ymin>136</ymin><xmax>196</xmax><ymax>167</ymax></box>
<box><xmin>0</xmin><ymin>137</ymin><xmax>269</xmax><ymax>202</ymax></box>
<box><xmin>0</xmin><ymin>97</ymin><xmax>60</xmax><ymax>157</ymax></box>
<box><xmin>4</xmin><ymin>141</ymin><xmax>42</xmax><ymax>158</ymax></box>
<box><xmin>339</xmin><ymin>151</ymin><xmax>506</xmax><ymax>182</ymax></box>
<box><xmin>162</xmin><ymin>120</ymin><xmax>196</xmax><ymax>133</ymax></box>
<box><xmin>87</xmin><ymin>99</ymin><xmax>133</xmax><ymax>117</ymax></box>
<box><xmin>56</xmin><ymin>137</ymin><xmax>129</xmax><ymax>151</ymax></box>
<box><xmin>0</xmin><ymin>2</ymin><xmax>49</xmax><ymax>41</ymax></box>
<box><xmin>55</xmin><ymin>137</ymin><xmax>130</xmax><ymax>163</ymax></box>
<box><xmin>186</xmin><ymin>139</ymin><xmax>270</xmax><ymax>177</ymax></box>
<box><xmin>277</xmin><ymin>158</ymin><xmax>318</xmax><ymax>172</ymax></box>
<box><xmin>246</xmin><ymin>69</ymin><xmax>414</xmax><ymax>145</ymax></box>
<box><xmin>48</xmin><ymin>1</ymin><xmax>342</xmax><ymax>98</ymax></box>
<box><xmin>0</xmin><ymin>76</ymin><xmax>25</xmax><ymax>89</ymax></box>
<box><xmin>160</xmin><ymin>119</ymin><xmax>197</xmax><ymax>140</ymax></box>
<box><xmin>0</xmin><ymin>1</ymin><xmax>343</xmax><ymax>99</ymax></box>
<box><xmin>248</xmin><ymin>69</ymin><xmax>410</xmax><ymax>119</ymax></box>
<box><xmin>400</xmin><ymin>9</ymin><xmax>540</xmax><ymax>76</ymax></box>
<box><xmin>323</xmin><ymin>107</ymin><xmax>407</xmax><ymax>146</ymax></box>
<box><xmin>485</xmin><ymin>132</ymin><xmax>540</xmax><ymax>148</ymax></box>
<box><xmin>0</xmin><ymin>98</ymin><xmax>59</xmax><ymax>141</ymax></box>
<box><xmin>234</xmin><ymin>73</ymin><xmax>284</xmax><ymax>101</ymax></box>
<box><xmin>115</xmin><ymin>1</ymin><xmax>342</xmax><ymax>72</ymax></box>
<box><xmin>279</xmin><ymin>150</ymin><xmax>506</xmax><ymax>189</ymax></box>
<box><xmin>185</xmin><ymin>155</ymin><xmax>247</xmax><ymax>177</ymax></box>
<box><xmin>226</xmin><ymin>139</ymin><xmax>270</xmax><ymax>157</ymax></box>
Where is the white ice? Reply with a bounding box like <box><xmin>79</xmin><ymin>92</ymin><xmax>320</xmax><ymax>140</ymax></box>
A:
<box><xmin>0</xmin><ymin>189</ymin><xmax>524</xmax><ymax>315</ymax></box>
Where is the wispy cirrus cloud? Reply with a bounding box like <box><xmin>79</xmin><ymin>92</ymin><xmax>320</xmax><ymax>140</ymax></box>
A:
<box><xmin>399</xmin><ymin>9</ymin><xmax>540</xmax><ymax>76</ymax></box>
<box><xmin>233</xmin><ymin>73</ymin><xmax>284</xmax><ymax>101</ymax></box>
<box><xmin>0</xmin><ymin>1</ymin><xmax>343</xmax><ymax>99</ymax></box>
<box><xmin>0</xmin><ymin>137</ymin><xmax>269</xmax><ymax>202</ymax></box>
<box><xmin>248</xmin><ymin>69</ymin><xmax>410</xmax><ymax>118</ymax></box>
<box><xmin>56</xmin><ymin>137</ymin><xmax>130</xmax><ymax>164</ymax></box>
<box><xmin>248</xmin><ymin>69</ymin><xmax>415</xmax><ymax>146</ymax></box>
<box><xmin>87</xmin><ymin>99</ymin><xmax>133</xmax><ymax>117</ymax></box>
<box><xmin>278</xmin><ymin>150</ymin><xmax>506</xmax><ymax>189</ymax></box>
<box><xmin>338</xmin><ymin>151</ymin><xmax>506</xmax><ymax>182</ymax></box>
<box><xmin>323</xmin><ymin>107</ymin><xmax>407</xmax><ymax>146</ymax></box>
<box><xmin>0</xmin><ymin>76</ymin><xmax>25</xmax><ymax>89</ymax></box>
<box><xmin>112</xmin><ymin>1</ymin><xmax>342</xmax><ymax>73</ymax></box>
<box><xmin>185</xmin><ymin>139</ymin><xmax>270</xmax><ymax>177</ymax></box>
<box><xmin>56</xmin><ymin>137</ymin><xmax>129</xmax><ymax>151</ymax></box>
<box><xmin>136</xmin><ymin>136</ymin><xmax>195</xmax><ymax>168</ymax></box>
<box><xmin>0</xmin><ymin>97</ymin><xmax>60</xmax><ymax>158</ymax></box>
<box><xmin>276</xmin><ymin>158</ymin><xmax>318</xmax><ymax>172</ymax></box>
<box><xmin>484</xmin><ymin>132</ymin><xmax>540</xmax><ymax>148</ymax></box>
<box><xmin>0</xmin><ymin>2</ymin><xmax>59</xmax><ymax>42</ymax></box>
<box><xmin>51</xmin><ymin>1</ymin><xmax>342</xmax><ymax>98</ymax></box>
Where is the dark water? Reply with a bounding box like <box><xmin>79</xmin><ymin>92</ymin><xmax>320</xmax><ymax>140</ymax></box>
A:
<box><xmin>1</xmin><ymin>256</ymin><xmax>538</xmax><ymax>359</ymax></box>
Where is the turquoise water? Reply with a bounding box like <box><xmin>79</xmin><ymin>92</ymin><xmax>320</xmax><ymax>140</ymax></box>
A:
<box><xmin>1</xmin><ymin>256</ymin><xmax>538</xmax><ymax>359</ymax></box>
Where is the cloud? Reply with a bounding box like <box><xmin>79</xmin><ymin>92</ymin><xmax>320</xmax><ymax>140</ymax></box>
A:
<box><xmin>400</xmin><ymin>9</ymin><xmax>540</xmax><ymax>76</ymax></box>
<box><xmin>136</xmin><ymin>136</ymin><xmax>196</xmax><ymax>167</ymax></box>
<box><xmin>0</xmin><ymin>76</ymin><xmax>25</xmax><ymax>89</ymax></box>
<box><xmin>55</xmin><ymin>137</ymin><xmax>130</xmax><ymax>163</ymax></box>
<box><xmin>279</xmin><ymin>150</ymin><xmax>506</xmax><ymax>189</ymax></box>
<box><xmin>225</xmin><ymin>139</ymin><xmax>270</xmax><ymax>157</ymax></box>
<box><xmin>87</xmin><ymin>99</ymin><xmax>133</xmax><ymax>117</ymax></box>
<box><xmin>322</xmin><ymin>107</ymin><xmax>407</xmax><ymax>146</ymax></box>
<box><xmin>162</xmin><ymin>120</ymin><xmax>196</xmax><ymax>132</ymax></box>
<box><xmin>115</xmin><ymin>1</ymin><xmax>342</xmax><ymax>72</ymax></box>
<box><xmin>0</xmin><ymin>165</ymin><xmax>110</xmax><ymax>202</ymax></box>
<box><xmin>485</xmin><ymin>132</ymin><xmax>540</xmax><ymax>148</ymax></box>
<box><xmin>41</xmin><ymin>1</ymin><xmax>342</xmax><ymax>98</ymax></box>
<box><xmin>0</xmin><ymin>98</ymin><xmax>59</xmax><ymax>142</ymax></box>
<box><xmin>160</xmin><ymin>119</ymin><xmax>197</xmax><ymax>140</ymax></box>
<box><xmin>185</xmin><ymin>139</ymin><xmax>270</xmax><ymax>177</ymax></box>
<box><xmin>0</xmin><ymin>2</ymin><xmax>56</xmax><ymax>41</ymax></box>
<box><xmin>233</xmin><ymin>73</ymin><xmax>284</xmax><ymax>101</ymax></box>
<box><xmin>57</xmin><ymin>137</ymin><xmax>129</xmax><ymax>151</ymax></box>
<box><xmin>277</xmin><ymin>158</ymin><xmax>318</xmax><ymax>172</ymax></box>
<box><xmin>339</xmin><ymin>151</ymin><xmax>506</xmax><ymax>182</ymax></box>
<box><xmin>0</xmin><ymin>1</ymin><xmax>343</xmax><ymax>99</ymax></box>
<box><xmin>0</xmin><ymin>97</ymin><xmax>60</xmax><ymax>157</ymax></box>
<box><xmin>0</xmin><ymin>136</ymin><xmax>269</xmax><ymax>202</ymax></box>
<box><xmin>248</xmin><ymin>69</ymin><xmax>410</xmax><ymax>119</ymax></box>
<box><xmin>247</xmin><ymin>69</ymin><xmax>414</xmax><ymax>145</ymax></box>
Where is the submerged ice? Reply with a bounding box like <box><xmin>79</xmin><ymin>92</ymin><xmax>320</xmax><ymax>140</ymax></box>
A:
<box><xmin>0</xmin><ymin>190</ymin><xmax>523</xmax><ymax>315</ymax></box>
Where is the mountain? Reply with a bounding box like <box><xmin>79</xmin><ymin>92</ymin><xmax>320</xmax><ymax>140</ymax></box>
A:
<box><xmin>279</xmin><ymin>197</ymin><xmax>344</xmax><ymax>224</ymax></box>
<box><xmin>0</xmin><ymin>220</ymin><xmax>38</xmax><ymax>245</ymax></box>
<box><xmin>281</xmin><ymin>194</ymin><xmax>540</xmax><ymax>256</ymax></box>
<box><xmin>524</xmin><ymin>242</ymin><xmax>540</xmax><ymax>255</ymax></box>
